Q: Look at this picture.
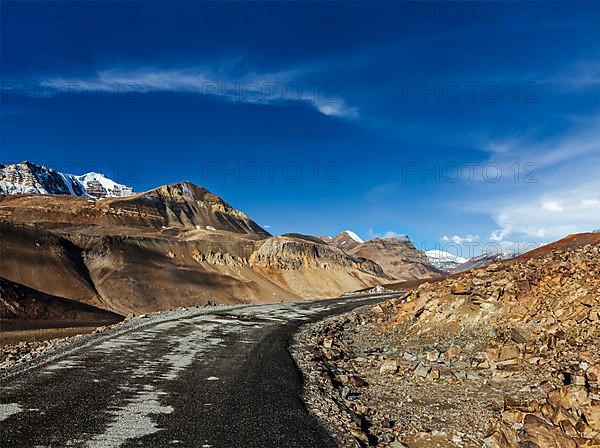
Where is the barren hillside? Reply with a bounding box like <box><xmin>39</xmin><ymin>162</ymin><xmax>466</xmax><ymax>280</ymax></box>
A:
<box><xmin>0</xmin><ymin>183</ymin><xmax>389</xmax><ymax>317</ymax></box>
<box><xmin>295</xmin><ymin>233</ymin><xmax>600</xmax><ymax>447</ymax></box>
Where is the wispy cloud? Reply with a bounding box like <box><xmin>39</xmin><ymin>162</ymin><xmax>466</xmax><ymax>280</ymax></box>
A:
<box><xmin>491</xmin><ymin>180</ymin><xmax>600</xmax><ymax>240</ymax></box>
<box><xmin>539</xmin><ymin>59</ymin><xmax>600</xmax><ymax>91</ymax></box>
<box><xmin>40</xmin><ymin>66</ymin><xmax>358</xmax><ymax>118</ymax></box>
<box><xmin>457</xmin><ymin>113</ymin><xmax>600</xmax><ymax>245</ymax></box>
<box><xmin>474</xmin><ymin>114</ymin><xmax>600</xmax><ymax>172</ymax></box>
<box><xmin>442</xmin><ymin>234</ymin><xmax>479</xmax><ymax>244</ymax></box>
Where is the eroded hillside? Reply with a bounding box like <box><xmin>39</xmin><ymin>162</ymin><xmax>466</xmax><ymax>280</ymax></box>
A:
<box><xmin>0</xmin><ymin>183</ymin><xmax>389</xmax><ymax>316</ymax></box>
<box><xmin>294</xmin><ymin>233</ymin><xmax>600</xmax><ymax>447</ymax></box>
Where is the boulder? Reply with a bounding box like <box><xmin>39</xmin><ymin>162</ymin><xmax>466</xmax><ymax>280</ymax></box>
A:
<box><xmin>547</xmin><ymin>385</ymin><xmax>590</xmax><ymax>410</ymax></box>
<box><xmin>380</xmin><ymin>358</ymin><xmax>398</xmax><ymax>375</ymax></box>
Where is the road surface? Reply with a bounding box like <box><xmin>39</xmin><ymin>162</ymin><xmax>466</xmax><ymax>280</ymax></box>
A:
<box><xmin>0</xmin><ymin>294</ymin><xmax>399</xmax><ymax>448</ymax></box>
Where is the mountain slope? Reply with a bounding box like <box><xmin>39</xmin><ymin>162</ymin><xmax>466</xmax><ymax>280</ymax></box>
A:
<box><xmin>350</xmin><ymin>237</ymin><xmax>442</xmax><ymax>281</ymax></box>
<box><xmin>0</xmin><ymin>180</ymin><xmax>388</xmax><ymax>315</ymax></box>
<box><xmin>299</xmin><ymin>233</ymin><xmax>600</xmax><ymax>446</ymax></box>
<box><xmin>324</xmin><ymin>230</ymin><xmax>365</xmax><ymax>250</ymax></box>
<box><xmin>0</xmin><ymin>161</ymin><xmax>133</xmax><ymax>198</ymax></box>
<box><xmin>0</xmin><ymin>277</ymin><xmax>122</xmax><ymax>322</ymax></box>
<box><xmin>450</xmin><ymin>253</ymin><xmax>502</xmax><ymax>273</ymax></box>
<box><xmin>0</xmin><ymin>181</ymin><xmax>270</xmax><ymax>235</ymax></box>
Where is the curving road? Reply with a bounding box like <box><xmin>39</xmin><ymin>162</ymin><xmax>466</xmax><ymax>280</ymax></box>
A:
<box><xmin>0</xmin><ymin>294</ymin><xmax>399</xmax><ymax>448</ymax></box>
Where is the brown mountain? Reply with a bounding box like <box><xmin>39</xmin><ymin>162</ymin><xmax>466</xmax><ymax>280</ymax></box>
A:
<box><xmin>0</xmin><ymin>182</ymin><xmax>269</xmax><ymax>235</ymax></box>
<box><xmin>322</xmin><ymin>231</ymin><xmax>441</xmax><ymax>281</ymax></box>
<box><xmin>323</xmin><ymin>230</ymin><xmax>364</xmax><ymax>251</ymax></box>
<box><xmin>349</xmin><ymin>237</ymin><xmax>442</xmax><ymax>281</ymax></box>
<box><xmin>511</xmin><ymin>231</ymin><xmax>600</xmax><ymax>261</ymax></box>
<box><xmin>0</xmin><ymin>183</ymin><xmax>388</xmax><ymax>317</ymax></box>
<box><xmin>0</xmin><ymin>277</ymin><xmax>121</xmax><ymax>322</ymax></box>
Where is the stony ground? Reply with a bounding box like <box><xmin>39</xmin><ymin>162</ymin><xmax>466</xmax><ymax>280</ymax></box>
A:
<box><xmin>292</xmin><ymin>243</ymin><xmax>600</xmax><ymax>448</ymax></box>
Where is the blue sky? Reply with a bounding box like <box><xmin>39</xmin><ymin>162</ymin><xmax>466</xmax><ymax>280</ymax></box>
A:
<box><xmin>1</xmin><ymin>1</ymin><xmax>599</xmax><ymax>257</ymax></box>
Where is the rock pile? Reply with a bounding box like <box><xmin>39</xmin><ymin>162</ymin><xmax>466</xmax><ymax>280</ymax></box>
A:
<box><xmin>0</xmin><ymin>339</ymin><xmax>65</xmax><ymax>370</ymax></box>
<box><xmin>293</xmin><ymin>242</ymin><xmax>600</xmax><ymax>447</ymax></box>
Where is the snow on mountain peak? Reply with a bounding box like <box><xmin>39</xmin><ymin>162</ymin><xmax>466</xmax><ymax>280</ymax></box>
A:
<box><xmin>75</xmin><ymin>172</ymin><xmax>134</xmax><ymax>198</ymax></box>
<box><xmin>343</xmin><ymin>230</ymin><xmax>364</xmax><ymax>243</ymax></box>
<box><xmin>0</xmin><ymin>162</ymin><xmax>134</xmax><ymax>199</ymax></box>
<box><xmin>425</xmin><ymin>250</ymin><xmax>468</xmax><ymax>263</ymax></box>
<box><xmin>425</xmin><ymin>249</ymin><xmax>468</xmax><ymax>270</ymax></box>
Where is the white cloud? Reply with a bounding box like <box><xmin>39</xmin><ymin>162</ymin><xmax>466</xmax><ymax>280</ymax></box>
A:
<box><xmin>540</xmin><ymin>59</ymin><xmax>600</xmax><ymax>91</ymax></box>
<box><xmin>582</xmin><ymin>198</ymin><xmax>600</xmax><ymax>208</ymax></box>
<box><xmin>474</xmin><ymin>114</ymin><xmax>600</xmax><ymax>176</ymax></box>
<box><xmin>441</xmin><ymin>234</ymin><xmax>479</xmax><ymax>244</ymax></box>
<box><xmin>382</xmin><ymin>231</ymin><xmax>407</xmax><ymax>239</ymax></box>
<box><xmin>464</xmin><ymin>113</ymin><xmax>600</xmax><ymax>245</ymax></box>
<box><xmin>490</xmin><ymin>228</ymin><xmax>511</xmax><ymax>241</ymax></box>
<box><xmin>40</xmin><ymin>66</ymin><xmax>359</xmax><ymax>118</ymax></box>
<box><xmin>541</xmin><ymin>200</ymin><xmax>563</xmax><ymax>212</ymax></box>
<box><xmin>482</xmin><ymin>138</ymin><xmax>519</xmax><ymax>154</ymax></box>
<box><xmin>490</xmin><ymin>180</ymin><xmax>600</xmax><ymax>241</ymax></box>
<box><xmin>317</xmin><ymin>102</ymin><xmax>358</xmax><ymax>119</ymax></box>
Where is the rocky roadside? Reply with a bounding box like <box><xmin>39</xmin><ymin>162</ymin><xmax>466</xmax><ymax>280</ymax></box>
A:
<box><xmin>0</xmin><ymin>305</ymin><xmax>227</xmax><ymax>380</ymax></box>
<box><xmin>0</xmin><ymin>319</ymin><xmax>136</xmax><ymax>376</ymax></box>
<box><xmin>2</xmin><ymin>337</ymin><xmax>78</xmax><ymax>370</ymax></box>
<box><xmin>292</xmin><ymin>243</ymin><xmax>600</xmax><ymax>448</ymax></box>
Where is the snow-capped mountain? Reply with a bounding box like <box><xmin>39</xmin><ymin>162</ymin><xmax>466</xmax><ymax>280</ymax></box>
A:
<box><xmin>0</xmin><ymin>162</ymin><xmax>134</xmax><ymax>199</ymax></box>
<box><xmin>323</xmin><ymin>230</ymin><xmax>365</xmax><ymax>250</ymax></box>
<box><xmin>425</xmin><ymin>249</ymin><xmax>468</xmax><ymax>270</ymax></box>
<box><xmin>75</xmin><ymin>172</ymin><xmax>134</xmax><ymax>198</ymax></box>
<box><xmin>342</xmin><ymin>229</ymin><xmax>364</xmax><ymax>243</ymax></box>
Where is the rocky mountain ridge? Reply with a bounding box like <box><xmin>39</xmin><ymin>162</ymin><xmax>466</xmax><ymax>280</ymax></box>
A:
<box><xmin>0</xmin><ymin>180</ymin><xmax>388</xmax><ymax>317</ymax></box>
<box><xmin>0</xmin><ymin>181</ymin><xmax>268</xmax><ymax>235</ymax></box>
<box><xmin>0</xmin><ymin>161</ymin><xmax>134</xmax><ymax>199</ymax></box>
<box><xmin>324</xmin><ymin>231</ymin><xmax>441</xmax><ymax>281</ymax></box>
<box><xmin>323</xmin><ymin>230</ymin><xmax>365</xmax><ymax>251</ymax></box>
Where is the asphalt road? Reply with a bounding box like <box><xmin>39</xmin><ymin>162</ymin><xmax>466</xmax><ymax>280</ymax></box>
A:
<box><xmin>0</xmin><ymin>294</ymin><xmax>399</xmax><ymax>448</ymax></box>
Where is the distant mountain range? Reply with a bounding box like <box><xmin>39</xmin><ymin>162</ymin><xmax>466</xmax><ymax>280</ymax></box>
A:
<box><xmin>323</xmin><ymin>230</ymin><xmax>442</xmax><ymax>281</ymax></box>
<box><xmin>0</xmin><ymin>161</ymin><xmax>545</xmax><ymax>321</ymax></box>
<box><xmin>425</xmin><ymin>249</ymin><xmax>468</xmax><ymax>270</ymax></box>
<box><xmin>323</xmin><ymin>231</ymin><xmax>526</xmax><ymax>276</ymax></box>
<box><xmin>0</xmin><ymin>161</ymin><xmax>134</xmax><ymax>198</ymax></box>
<box><xmin>0</xmin><ymin>163</ymin><xmax>389</xmax><ymax>318</ymax></box>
